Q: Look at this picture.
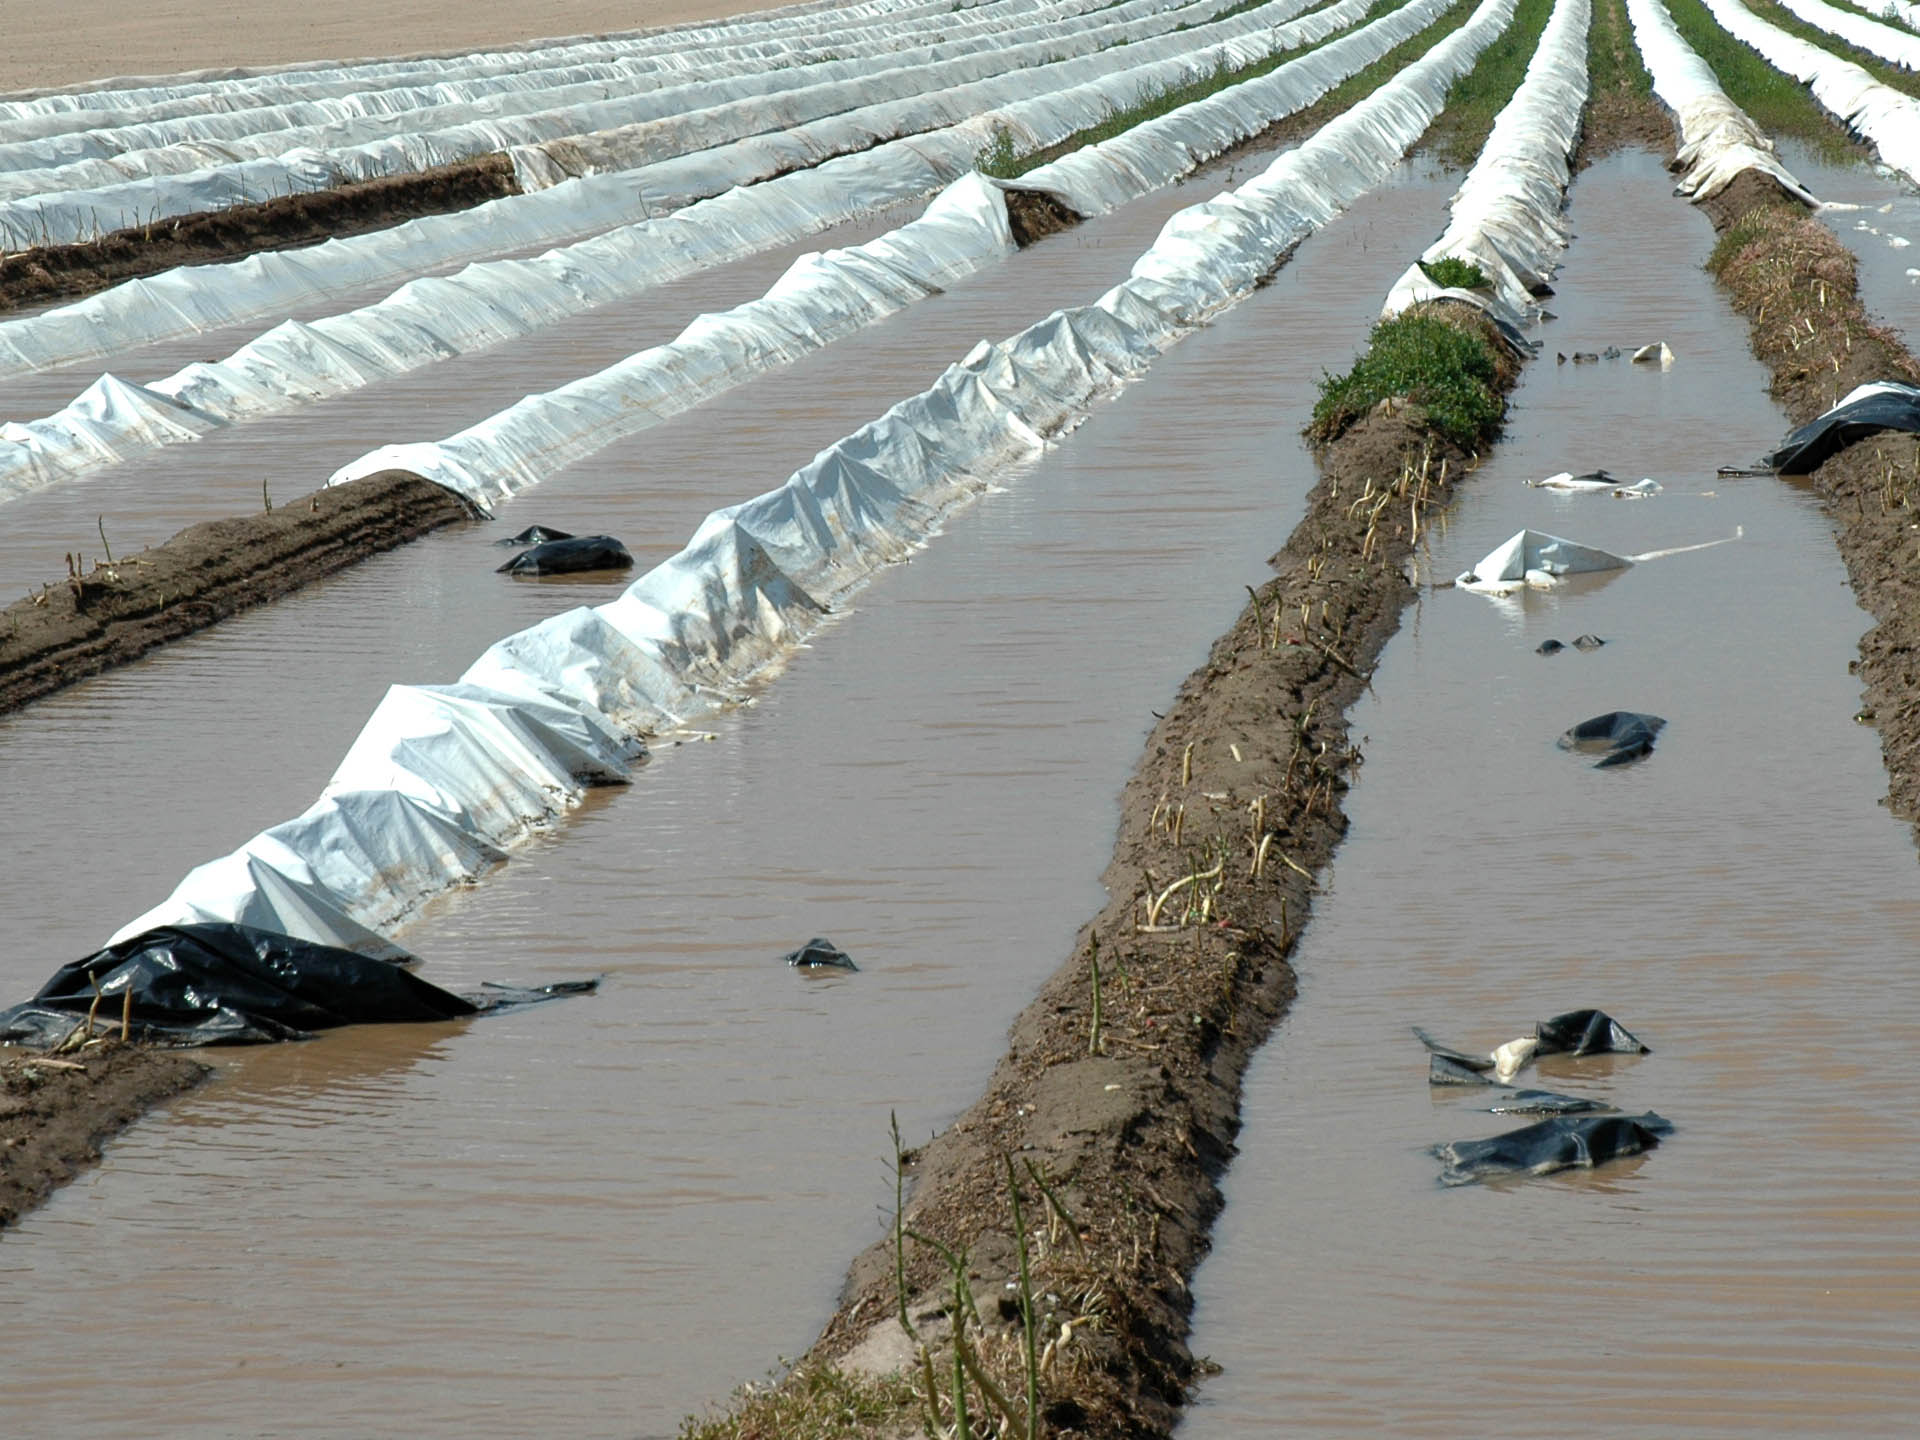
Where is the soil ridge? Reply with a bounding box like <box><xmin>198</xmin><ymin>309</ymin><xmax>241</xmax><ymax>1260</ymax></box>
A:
<box><xmin>0</xmin><ymin>156</ymin><xmax>516</xmax><ymax>315</ymax></box>
<box><xmin>0</xmin><ymin>470</ymin><xmax>474</xmax><ymax>716</ymax></box>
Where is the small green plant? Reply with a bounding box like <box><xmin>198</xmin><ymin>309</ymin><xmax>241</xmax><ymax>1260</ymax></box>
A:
<box><xmin>1419</xmin><ymin>255</ymin><xmax>1488</xmax><ymax>289</ymax></box>
<box><xmin>1311</xmin><ymin>311</ymin><xmax>1504</xmax><ymax>447</ymax></box>
<box><xmin>975</xmin><ymin>125</ymin><xmax>1022</xmax><ymax>179</ymax></box>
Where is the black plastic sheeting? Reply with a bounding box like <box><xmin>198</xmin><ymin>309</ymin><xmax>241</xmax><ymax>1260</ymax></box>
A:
<box><xmin>1559</xmin><ymin>711</ymin><xmax>1664</xmax><ymax>768</ymax></box>
<box><xmin>0</xmin><ymin>924</ymin><xmax>596</xmax><ymax>1047</ymax></box>
<box><xmin>1427</xmin><ymin>1055</ymin><xmax>1612</xmax><ymax>1116</ymax></box>
<box><xmin>1762</xmin><ymin>383</ymin><xmax>1920</xmax><ymax>475</ymax></box>
<box><xmin>1433</xmin><ymin>1113</ymin><xmax>1674</xmax><ymax>1186</ymax></box>
<box><xmin>493</xmin><ymin>524</ymin><xmax>576</xmax><ymax>548</ymax></box>
<box><xmin>1415</xmin><ymin>1010</ymin><xmax>1651</xmax><ymax>1073</ymax></box>
<box><xmin>784</xmin><ymin>937</ymin><xmax>857</xmax><ymax>971</ymax></box>
<box><xmin>496</xmin><ymin>535</ymin><xmax>634</xmax><ymax>576</ymax></box>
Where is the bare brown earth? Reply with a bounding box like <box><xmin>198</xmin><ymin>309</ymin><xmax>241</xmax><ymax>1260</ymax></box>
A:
<box><xmin>0</xmin><ymin>156</ymin><xmax>517</xmax><ymax>316</ymax></box>
<box><xmin>0</xmin><ymin>0</ymin><xmax>792</xmax><ymax>95</ymax></box>
<box><xmin>0</xmin><ymin>1046</ymin><xmax>210</xmax><ymax>1231</ymax></box>
<box><xmin>0</xmin><ymin>471</ymin><xmax>474</xmax><ymax>716</ymax></box>
<box><xmin>1699</xmin><ymin>186</ymin><xmax>1920</xmax><ymax>837</ymax></box>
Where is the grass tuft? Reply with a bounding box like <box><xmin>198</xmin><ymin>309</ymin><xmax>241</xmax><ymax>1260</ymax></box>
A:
<box><xmin>1419</xmin><ymin>254</ymin><xmax>1489</xmax><ymax>288</ymax></box>
<box><xmin>676</xmin><ymin>1365</ymin><xmax>923</xmax><ymax>1440</ymax></box>
<box><xmin>1311</xmin><ymin>309</ymin><xmax>1506</xmax><ymax>446</ymax></box>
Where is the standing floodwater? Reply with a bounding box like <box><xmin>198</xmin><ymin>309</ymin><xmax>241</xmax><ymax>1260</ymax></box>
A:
<box><xmin>1181</xmin><ymin>150</ymin><xmax>1920</xmax><ymax>1436</ymax></box>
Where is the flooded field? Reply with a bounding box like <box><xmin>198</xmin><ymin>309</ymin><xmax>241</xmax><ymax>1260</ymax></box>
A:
<box><xmin>0</xmin><ymin>163</ymin><xmax>1460</xmax><ymax>1435</ymax></box>
<box><xmin>1787</xmin><ymin>143</ymin><xmax>1920</xmax><ymax>349</ymax></box>
<box><xmin>1181</xmin><ymin>150</ymin><xmax>1920</xmax><ymax>1437</ymax></box>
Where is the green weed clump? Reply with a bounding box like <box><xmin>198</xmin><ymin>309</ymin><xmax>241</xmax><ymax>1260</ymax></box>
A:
<box><xmin>975</xmin><ymin>124</ymin><xmax>1023</xmax><ymax>179</ymax></box>
<box><xmin>1419</xmin><ymin>254</ymin><xmax>1488</xmax><ymax>288</ymax></box>
<box><xmin>1587</xmin><ymin>0</ymin><xmax>1654</xmax><ymax>99</ymax></box>
<box><xmin>1311</xmin><ymin>311</ymin><xmax>1504</xmax><ymax>446</ymax></box>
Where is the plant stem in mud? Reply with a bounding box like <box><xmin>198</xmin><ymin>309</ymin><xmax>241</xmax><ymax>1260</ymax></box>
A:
<box><xmin>1006</xmin><ymin>1155</ymin><xmax>1042</xmax><ymax>1440</ymax></box>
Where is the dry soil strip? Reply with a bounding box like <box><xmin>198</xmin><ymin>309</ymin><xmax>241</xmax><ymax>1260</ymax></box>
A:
<box><xmin>0</xmin><ymin>155</ymin><xmax>516</xmax><ymax>316</ymax></box>
<box><xmin>0</xmin><ymin>470</ymin><xmax>473</xmax><ymax>717</ymax></box>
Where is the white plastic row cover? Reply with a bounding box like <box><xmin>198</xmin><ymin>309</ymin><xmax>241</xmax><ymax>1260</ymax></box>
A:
<box><xmin>1625</xmin><ymin>0</ymin><xmax>1814</xmax><ymax>203</ymax></box>
<box><xmin>0</xmin><ymin>0</ymin><xmax>1209</xmax><ymax>203</ymax></box>
<box><xmin>1769</xmin><ymin>0</ymin><xmax>1920</xmax><ymax>71</ymax></box>
<box><xmin>1381</xmin><ymin>0</ymin><xmax>1590</xmax><ymax>326</ymax></box>
<box><xmin>108</xmin><ymin>0</ymin><xmax>1521</xmax><ymax>957</ymax></box>
<box><xmin>0</xmin><ymin>0</ymin><xmax>1176</xmax><ymax>158</ymax></box>
<box><xmin>324</xmin><ymin>0</ymin><xmax>1448</xmax><ymax>506</ymax></box>
<box><xmin>0</xmin><ymin>0</ymin><xmax>1289</xmax><ymax>249</ymax></box>
<box><xmin>1698</xmin><ymin>0</ymin><xmax>1920</xmax><ymax>185</ymax></box>
<box><xmin>0</xmin><ymin>0</ymin><xmax>1416</xmax><ymax>500</ymax></box>
<box><xmin>0</xmin><ymin>0</ymin><xmax>978</xmax><ymax>127</ymax></box>
<box><xmin>0</xmin><ymin>0</ymin><xmax>1332</xmax><ymax>371</ymax></box>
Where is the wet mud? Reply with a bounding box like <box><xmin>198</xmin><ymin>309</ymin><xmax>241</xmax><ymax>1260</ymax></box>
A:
<box><xmin>0</xmin><ymin>470</ymin><xmax>472</xmax><ymax>716</ymax></box>
<box><xmin>0</xmin><ymin>1046</ymin><xmax>209</xmax><ymax>1230</ymax></box>
<box><xmin>0</xmin><ymin>155</ymin><xmax>516</xmax><ymax>316</ymax></box>
<box><xmin>1700</xmin><ymin>184</ymin><xmax>1920</xmax><ymax>839</ymax></box>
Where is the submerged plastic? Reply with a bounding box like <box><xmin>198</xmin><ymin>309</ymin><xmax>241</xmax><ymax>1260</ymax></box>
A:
<box><xmin>1456</xmin><ymin>528</ymin><xmax>1633</xmax><ymax>592</ymax></box>
<box><xmin>1536</xmin><ymin>1007</ymin><xmax>1651</xmax><ymax>1055</ymax></box>
<box><xmin>1761</xmin><ymin>382</ymin><xmax>1920</xmax><ymax>474</ymax></box>
<box><xmin>1427</xmin><ymin>1057</ymin><xmax>1613</xmax><ymax>1115</ymax></box>
<box><xmin>1559</xmin><ymin>710</ymin><xmax>1665</xmax><ymax>767</ymax></box>
<box><xmin>1434</xmin><ymin>1112</ymin><xmax>1674</xmax><ymax>1185</ymax></box>
<box><xmin>494</xmin><ymin>525</ymin><xmax>576</xmax><ymax>547</ymax></box>
<box><xmin>0</xmin><ymin>923</ymin><xmax>596</xmax><ymax>1047</ymax></box>
<box><xmin>784</xmin><ymin>938</ymin><xmax>858</xmax><ymax>970</ymax></box>
<box><xmin>496</xmin><ymin>535</ymin><xmax>634</xmax><ymax>576</ymax></box>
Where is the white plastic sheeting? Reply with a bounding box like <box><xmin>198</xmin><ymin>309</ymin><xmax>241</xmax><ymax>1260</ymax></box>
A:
<box><xmin>0</xmin><ymin>0</ymin><xmax>1354</xmax><ymax>375</ymax></box>
<box><xmin>1698</xmin><ymin>0</ymin><xmax>1920</xmax><ymax>184</ymax></box>
<box><xmin>1773</xmin><ymin>0</ymin><xmax>1920</xmax><ymax>70</ymax></box>
<box><xmin>505</xmin><ymin>0</ymin><xmax>1343</xmax><ymax>191</ymax></box>
<box><xmin>1626</xmin><ymin>0</ymin><xmax>1815</xmax><ymax>202</ymax></box>
<box><xmin>0</xmin><ymin>0</ymin><xmax>1218</xmax><ymax>207</ymax></box>
<box><xmin>0</xmin><ymin>0</ymin><xmax>1194</xmax><ymax>163</ymax></box>
<box><xmin>0</xmin><ymin>0</ymin><xmax>1298</xmax><ymax>249</ymax></box>
<box><xmin>1382</xmin><ymin>0</ymin><xmax>1589</xmax><ymax>326</ymax></box>
<box><xmin>1457</xmin><ymin>529</ymin><xmax>1634</xmax><ymax>591</ymax></box>
<box><xmin>328</xmin><ymin>0</ymin><xmax>1459</xmax><ymax>509</ymax></box>
<box><xmin>0</xmin><ymin>0</ymin><xmax>1437</xmax><ymax>501</ymax></box>
<box><xmin>110</xmin><ymin>0</ymin><xmax>1522</xmax><ymax>954</ymax></box>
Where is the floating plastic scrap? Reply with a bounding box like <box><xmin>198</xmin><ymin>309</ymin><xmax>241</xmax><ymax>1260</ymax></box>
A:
<box><xmin>1415</xmin><ymin>1008</ymin><xmax>1650</xmax><ymax>1078</ymax></box>
<box><xmin>784</xmin><ymin>937</ymin><xmax>857</xmax><ymax>971</ymax></box>
<box><xmin>496</xmin><ymin>535</ymin><xmax>634</xmax><ymax>575</ymax></box>
<box><xmin>1760</xmin><ymin>382</ymin><xmax>1920</xmax><ymax>475</ymax></box>
<box><xmin>1433</xmin><ymin>1112</ymin><xmax>1674</xmax><ymax>1186</ymax></box>
<box><xmin>1528</xmin><ymin>470</ymin><xmax>1663</xmax><ymax>498</ymax></box>
<box><xmin>1457</xmin><ymin>528</ymin><xmax>1739</xmax><ymax>594</ymax></box>
<box><xmin>493</xmin><ymin>525</ymin><xmax>576</xmax><ymax>547</ymax></box>
<box><xmin>0</xmin><ymin>923</ymin><xmax>597</xmax><ymax>1047</ymax></box>
<box><xmin>1427</xmin><ymin>1055</ymin><xmax>1613</xmax><ymax>1116</ymax></box>
<box><xmin>1631</xmin><ymin>341</ymin><xmax>1675</xmax><ymax>366</ymax></box>
<box><xmin>1535</xmin><ymin>633</ymin><xmax>1605</xmax><ymax>655</ymax></box>
<box><xmin>1560</xmin><ymin>710</ymin><xmax>1664</xmax><ymax>768</ymax></box>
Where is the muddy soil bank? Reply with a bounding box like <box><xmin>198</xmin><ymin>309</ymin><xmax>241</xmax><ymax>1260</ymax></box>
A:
<box><xmin>1</xmin><ymin>1046</ymin><xmax>210</xmax><ymax>1230</ymax></box>
<box><xmin>1700</xmin><ymin>183</ymin><xmax>1920</xmax><ymax>839</ymax></box>
<box><xmin>705</xmin><ymin>323</ymin><xmax>1519</xmax><ymax>1438</ymax></box>
<box><xmin>0</xmin><ymin>156</ymin><xmax>516</xmax><ymax>316</ymax></box>
<box><xmin>0</xmin><ymin>470</ymin><xmax>472</xmax><ymax>715</ymax></box>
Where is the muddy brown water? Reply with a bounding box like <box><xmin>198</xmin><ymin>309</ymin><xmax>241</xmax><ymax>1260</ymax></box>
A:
<box><xmin>1782</xmin><ymin>143</ymin><xmax>1920</xmax><ymax>355</ymax></box>
<box><xmin>1180</xmin><ymin>150</ymin><xmax>1920</xmax><ymax>1437</ymax></box>
<box><xmin>0</xmin><ymin>161</ymin><xmax>1459</xmax><ymax>1433</ymax></box>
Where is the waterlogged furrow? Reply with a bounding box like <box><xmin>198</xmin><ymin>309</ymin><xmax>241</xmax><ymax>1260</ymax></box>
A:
<box><xmin>0</xmin><ymin>0</ymin><xmax>1444</xmax><ymax>503</ymax></box>
<box><xmin>1628</xmin><ymin>0</ymin><xmax>1816</xmax><ymax>199</ymax></box>
<box><xmin>0</xmin><ymin>0</ymin><xmax>1349</xmax><ymax>375</ymax></box>
<box><xmin>1382</xmin><ymin>0</ymin><xmax>1589</xmax><ymax>324</ymax></box>
<box><xmin>1695</xmin><ymin>0</ymin><xmax>1920</xmax><ymax>180</ymax></box>
<box><xmin>109</xmin><ymin>0</ymin><xmax>1522</xmax><ymax>964</ymax></box>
